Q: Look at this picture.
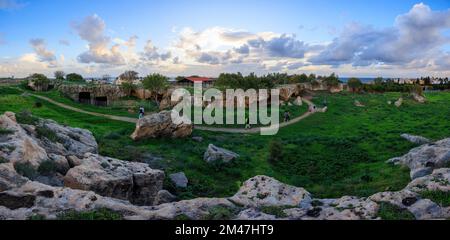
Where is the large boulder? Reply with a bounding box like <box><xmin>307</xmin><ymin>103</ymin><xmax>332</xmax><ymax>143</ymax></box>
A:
<box><xmin>34</xmin><ymin>118</ymin><xmax>98</xmax><ymax>158</ymax></box>
<box><xmin>203</xmin><ymin>144</ymin><xmax>239</xmax><ymax>163</ymax></box>
<box><xmin>130</xmin><ymin>111</ymin><xmax>193</xmax><ymax>141</ymax></box>
<box><xmin>388</xmin><ymin>138</ymin><xmax>450</xmax><ymax>179</ymax></box>
<box><xmin>169</xmin><ymin>172</ymin><xmax>188</xmax><ymax>188</ymax></box>
<box><xmin>0</xmin><ymin>112</ymin><xmax>48</xmax><ymax>168</ymax></box>
<box><xmin>412</xmin><ymin>93</ymin><xmax>426</xmax><ymax>103</ymax></box>
<box><xmin>229</xmin><ymin>176</ymin><xmax>312</xmax><ymax>208</ymax></box>
<box><xmin>293</xmin><ymin>96</ymin><xmax>303</xmax><ymax>106</ymax></box>
<box><xmin>64</xmin><ymin>153</ymin><xmax>165</xmax><ymax>206</ymax></box>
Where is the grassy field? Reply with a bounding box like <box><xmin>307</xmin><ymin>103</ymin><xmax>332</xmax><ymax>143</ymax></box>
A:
<box><xmin>1</xmin><ymin>85</ymin><xmax>450</xmax><ymax>200</ymax></box>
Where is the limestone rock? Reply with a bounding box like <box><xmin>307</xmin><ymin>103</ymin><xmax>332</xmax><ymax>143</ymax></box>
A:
<box><xmin>155</xmin><ymin>190</ymin><xmax>176</xmax><ymax>205</ymax></box>
<box><xmin>401</xmin><ymin>134</ymin><xmax>431</xmax><ymax>145</ymax></box>
<box><xmin>204</xmin><ymin>144</ymin><xmax>239</xmax><ymax>163</ymax></box>
<box><xmin>293</xmin><ymin>96</ymin><xmax>303</xmax><ymax>106</ymax></box>
<box><xmin>395</xmin><ymin>98</ymin><xmax>403</xmax><ymax>107</ymax></box>
<box><xmin>412</xmin><ymin>93</ymin><xmax>426</xmax><ymax>103</ymax></box>
<box><xmin>354</xmin><ymin>100</ymin><xmax>365</xmax><ymax>107</ymax></box>
<box><xmin>64</xmin><ymin>153</ymin><xmax>164</xmax><ymax>206</ymax></box>
<box><xmin>169</xmin><ymin>172</ymin><xmax>188</xmax><ymax>188</ymax></box>
<box><xmin>387</xmin><ymin>138</ymin><xmax>450</xmax><ymax>179</ymax></box>
<box><xmin>130</xmin><ymin>111</ymin><xmax>193</xmax><ymax>141</ymax></box>
<box><xmin>229</xmin><ymin>175</ymin><xmax>311</xmax><ymax>208</ymax></box>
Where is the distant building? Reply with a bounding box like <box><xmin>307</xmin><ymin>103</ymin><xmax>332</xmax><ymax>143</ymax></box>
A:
<box><xmin>176</xmin><ymin>77</ymin><xmax>216</xmax><ymax>87</ymax></box>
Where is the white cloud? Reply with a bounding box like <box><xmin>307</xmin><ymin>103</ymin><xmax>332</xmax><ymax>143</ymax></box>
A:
<box><xmin>29</xmin><ymin>38</ymin><xmax>58</xmax><ymax>68</ymax></box>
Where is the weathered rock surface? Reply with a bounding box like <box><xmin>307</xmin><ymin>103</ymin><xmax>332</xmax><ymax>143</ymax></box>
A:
<box><xmin>230</xmin><ymin>176</ymin><xmax>311</xmax><ymax>208</ymax></box>
<box><xmin>395</xmin><ymin>98</ymin><xmax>403</xmax><ymax>107</ymax></box>
<box><xmin>130</xmin><ymin>111</ymin><xmax>193</xmax><ymax>140</ymax></box>
<box><xmin>204</xmin><ymin>144</ymin><xmax>239</xmax><ymax>163</ymax></box>
<box><xmin>388</xmin><ymin>138</ymin><xmax>450</xmax><ymax>179</ymax></box>
<box><xmin>412</xmin><ymin>93</ymin><xmax>426</xmax><ymax>103</ymax></box>
<box><xmin>401</xmin><ymin>134</ymin><xmax>431</xmax><ymax>145</ymax></box>
<box><xmin>293</xmin><ymin>96</ymin><xmax>303</xmax><ymax>106</ymax></box>
<box><xmin>354</xmin><ymin>100</ymin><xmax>365</xmax><ymax>107</ymax></box>
<box><xmin>169</xmin><ymin>172</ymin><xmax>188</xmax><ymax>188</ymax></box>
<box><xmin>64</xmin><ymin>153</ymin><xmax>164</xmax><ymax>206</ymax></box>
<box><xmin>0</xmin><ymin>112</ymin><xmax>48</xmax><ymax>168</ymax></box>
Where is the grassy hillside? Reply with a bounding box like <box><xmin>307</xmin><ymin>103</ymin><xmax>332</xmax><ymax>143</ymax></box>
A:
<box><xmin>2</xmin><ymin>85</ymin><xmax>450</xmax><ymax>200</ymax></box>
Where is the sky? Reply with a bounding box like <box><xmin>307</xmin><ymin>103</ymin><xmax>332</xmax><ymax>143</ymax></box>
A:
<box><xmin>0</xmin><ymin>0</ymin><xmax>449</xmax><ymax>78</ymax></box>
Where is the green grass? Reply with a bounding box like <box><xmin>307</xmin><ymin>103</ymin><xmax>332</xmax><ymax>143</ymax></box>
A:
<box><xmin>2</xmin><ymin>85</ymin><xmax>450</xmax><ymax>200</ymax></box>
<box><xmin>56</xmin><ymin>208</ymin><xmax>123</xmax><ymax>220</ymax></box>
<box><xmin>259</xmin><ymin>206</ymin><xmax>293</xmax><ymax>218</ymax></box>
<box><xmin>377</xmin><ymin>202</ymin><xmax>415</xmax><ymax>220</ymax></box>
<box><xmin>420</xmin><ymin>191</ymin><xmax>450</xmax><ymax>207</ymax></box>
<box><xmin>202</xmin><ymin>205</ymin><xmax>238</xmax><ymax>220</ymax></box>
<box><xmin>0</xmin><ymin>127</ymin><xmax>14</xmax><ymax>135</ymax></box>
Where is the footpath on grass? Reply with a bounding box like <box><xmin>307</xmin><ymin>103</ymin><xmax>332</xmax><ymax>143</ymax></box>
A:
<box><xmin>28</xmin><ymin>93</ymin><xmax>321</xmax><ymax>134</ymax></box>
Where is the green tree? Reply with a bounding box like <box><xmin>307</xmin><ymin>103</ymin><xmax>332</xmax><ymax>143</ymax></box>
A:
<box><xmin>119</xmin><ymin>70</ymin><xmax>139</xmax><ymax>84</ymax></box>
<box><xmin>121</xmin><ymin>82</ymin><xmax>136</xmax><ymax>97</ymax></box>
<box><xmin>142</xmin><ymin>73</ymin><xmax>169</xmax><ymax>106</ymax></box>
<box><xmin>323</xmin><ymin>73</ymin><xmax>340</xmax><ymax>89</ymax></box>
<box><xmin>27</xmin><ymin>73</ymin><xmax>50</xmax><ymax>91</ymax></box>
<box><xmin>54</xmin><ymin>71</ymin><xmax>65</xmax><ymax>80</ymax></box>
<box><xmin>66</xmin><ymin>73</ymin><xmax>84</xmax><ymax>82</ymax></box>
<box><xmin>347</xmin><ymin>78</ymin><xmax>363</xmax><ymax>93</ymax></box>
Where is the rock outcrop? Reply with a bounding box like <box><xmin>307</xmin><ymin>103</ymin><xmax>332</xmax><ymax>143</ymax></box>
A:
<box><xmin>204</xmin><ymin>144</ymin><xmax>239</xmax><ymax>163</ymax></box>
<box><xmin>412</xmin><ymin>93</ymin><xmax>426</xmax><ymax>103</ymax></box>
<box><xmin>64</xmin><ymin>153</ymin><xmax>164</xmax><ymax>206</ymax></box>
<box><xmin>169</xmin><ymin>172</ymin><xmax>188</xmax><ymax>188</ymax></box>
<box><xmin>388</xmin><ymin>138</ymin><xmax>450</xmax><ymax>179</ymax></box>
<box><xmin>130</xmin><ymin>111</ymin><xmax>193</xmax><ymax>141</ymax></box>
<box><xmin>395</xmin><ymin>98</ymin><xmax>403</xmax><ymax>107</ymax></box>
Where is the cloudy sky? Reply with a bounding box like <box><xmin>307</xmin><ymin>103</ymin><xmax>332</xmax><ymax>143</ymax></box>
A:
<box><xmin>1</xmin><ymin>0</ymin><xmax>449</xmax><ymax>78</ymax></box>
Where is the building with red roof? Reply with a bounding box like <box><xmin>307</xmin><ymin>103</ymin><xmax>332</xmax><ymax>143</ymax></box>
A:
<box><xmin>177</xmin><ymin>76</ymin><xmax>216</xmax><ymax>87</ymax></box>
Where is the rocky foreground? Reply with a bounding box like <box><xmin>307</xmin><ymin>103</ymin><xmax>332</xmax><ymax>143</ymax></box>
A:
<box><xmin>1</xmin><ymin>112</ymin><xmax>450</xmax><ymax>220</ymax></box>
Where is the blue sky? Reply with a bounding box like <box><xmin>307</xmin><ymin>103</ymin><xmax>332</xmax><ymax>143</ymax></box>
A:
<box><xmin>1</xmin><ymin>0</ymin><xmax>450</xmax><ymax>77</ymax></box>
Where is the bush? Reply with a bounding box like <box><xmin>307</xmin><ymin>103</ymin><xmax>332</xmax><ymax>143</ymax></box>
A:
<box><xmin>16</xmin><ymin>110</ymin><xmax>39</xmax><ymax>125</ymax></box>
<box><xmin>377</xmin><ymin>202</ymin><xmax>415</xmax><ymax>220</ymax></box>
<box><xmin>66</xmin><ymin>73</ymin><xmax>84</xmax><ymax>82</ymax></box>
<box><xmin>36</xmin><ymin>125</ymin><xmax>61</xmax><ymax>143</ymax></box>
<box><xmin>34</xmin><ymin>101</ymin><xmax>43</xmax><ymax>108</ymax></box>
<box><xmin>420</xmin><ymin>191</ymin><xmax>450</xmax><ymax>207</ymax></box>
<box><xmin>259</xmin><ymin>206</ymin><xmax>290</xmax><ymax>218</ymax></box>
<box><xmin>56</xmin><ymin>208</ymin><xmax>123</xmax><ymax>220</ymax></box>
<box><xmin>0</xmin><ymin>156</ymin><xmax>8</xmax><ymax>164</ymax></box>
<box><xmin>268</xmin><ymin>140</ymin><xmax>283</xmax><ymax>165</ymax></box>
<box><xmin>202</xmin><ymin>206</ymin><xmax>237</xmax><ymax>220</ymax></box>
<box><xmin>37</xmin><ymin>160</ymin><xmax>58</xmax><ymax>176</ymax></box>
<box><xmin>0</xmin><ymin>127</ymin><xmax>14</xmax><ymax>136</ymax></box>
<box><xmin>14</xmin><ymin>162</ymin><xmax>38</xmax><ymax>180</ymax></box>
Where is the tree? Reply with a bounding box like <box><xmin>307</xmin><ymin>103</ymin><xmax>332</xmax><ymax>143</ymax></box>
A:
<box><xmin>66</xmin><ymin>73</ymin><xmax>84</xmax><ymax>82</ymax></box>
<box><xmin>121</xmin><ymin>82</ymin><xmax>136</xmax><ymax>97</ymax></box>
<box><xmin>142</xmin><ymin>73</ymin><xmax>169</xmax><ymax>106</ymax></box>
<box><xmin>373</xmin><ymin>77</ymin><xmax>383</xmax><ymax>85</ymax></box>
<box><xmin>176</xmin><ymin>76</ymin><xmax>185</xmax><ymax>82</ymax></box>
<box><xmin>27</xmin><ymin>73</ymin><xmax>50</xmax><ymax>91</ymax></box>
<box><xmin>119</xmin><ymin>70</ymin><xmax>139</xmax><ymax>84</ymax></box>
<box><xmin>323</xmin><ymin>73</ymin><xmax>340</xmax><ymax>89</ymax></box>
<box><xmin>54</xmin><ymin>71</ymin><xmax>65</xmax><ymax>80</ymax></box>
<box><xmin>347</xmin><ymin>78</ymin><xmax>363</xmax><ymax>93</ymax></box>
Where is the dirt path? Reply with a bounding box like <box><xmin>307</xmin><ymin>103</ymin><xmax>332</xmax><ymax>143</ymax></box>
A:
<box><xmin>30</xmin><ymin>93</ymin><xmax>319</xmax><ymax>134</ymax></box>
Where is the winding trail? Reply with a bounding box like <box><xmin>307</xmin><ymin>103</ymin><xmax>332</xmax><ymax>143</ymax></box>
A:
<box><xmin>29</xmin><ymin>93</ymin><xmax>319</xmax><ymax>134</ymax></box>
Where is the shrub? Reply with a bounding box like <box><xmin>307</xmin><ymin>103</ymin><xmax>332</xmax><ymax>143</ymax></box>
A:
<box><xmin>37</xmin><ymin>160</ymin><xmax>58</xmax><ymax>176</ymax></box>
<box><xmin>202</xmin><ymin>206</ymin><xmax>237</xmax><ymax>220</ymax></box>
<box><xmin>259</xmin><ymin>206</ymin><xmax>291</xmax><ymax>218</ymax></box>
<box><xmin>377</xmin><ymin>202</ymin><xmax>415</xmax><ymax>220</ymax></box>
<box><xmin>174</xmin><ymin>214</ymin><xmax>191</xmax><ymax>220</ymax></box>
<box><xmin>66</xmin><ymin>73</ymin><xmax>84</xmax><ymax>82</ymax></box>
<box><xmin>56</xmin><ymin>208</ymin><xmax>123</xmax><ymax>220</ymax></box>
<box><xmin>36</xmin><ymin>125</ymin><xmax>61</xmax><ymax>143</ymax></box>
<box><xmin>16</xmin><ymin>110</ymin><xmax>39</xmax><ymax>125</ymax></box>
<box><xmin>34</xmin><ymin>101</ymin><xmax>43</xmax><ymax>108</ymax></box>
<box><xmin>14</xmin><ymin>162</ymin><xmax>38</xmax><ymax>180</ymax></box>
<box><xmin>420</xmin><ymin>191</ymin><xmax>450</xmax><ymax>207</ymax></box>
<box><xmin>28</xmin><ymin>214</ymin><xmax>46</xmax><ymax>220</ymax></box>
<box><xmin>0</xmin><ymin>156</ymin><xmax>8</xmax><ymax>164</ymax></box>
<box><xmin>0</xmin><ymin>127</ymin><xmax>14</xmax><ymax>136</ymax></box>
<box><xmin>268</xmin><ymin>140</ymin><xmax>283</xmax><ymax>165</ymax></box>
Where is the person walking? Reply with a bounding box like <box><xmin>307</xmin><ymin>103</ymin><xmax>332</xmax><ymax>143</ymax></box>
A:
<box><xmin>284</xmin><ymin>111</ymin><xmax>290</xmax><ymax>122</ymax></box>
<box><xmin>138</xmin><ymin>106</ymin><xmax>145</xmax><ymax>119</ymax></box>
<box><xmin>245</xmin><ymin>116</ymin><xmax>251</xmax><ymax>129</ymax></box>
